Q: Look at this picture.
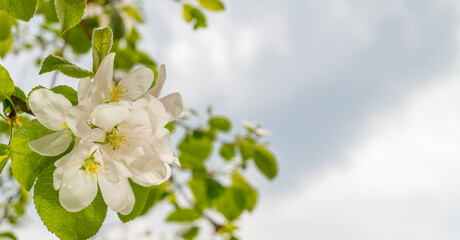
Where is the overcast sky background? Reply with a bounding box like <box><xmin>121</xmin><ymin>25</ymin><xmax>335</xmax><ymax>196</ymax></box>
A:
<box><xmin>4</xmin><ymin>0</ymin><xmax>460</xmax><ymax>239</ymax></box>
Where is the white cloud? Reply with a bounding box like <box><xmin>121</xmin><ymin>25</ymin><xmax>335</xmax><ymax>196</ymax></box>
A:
<box><xmin>240</xmin><ymin>64</ymin><xmax>460</xmax><ymax>239</ymax></box>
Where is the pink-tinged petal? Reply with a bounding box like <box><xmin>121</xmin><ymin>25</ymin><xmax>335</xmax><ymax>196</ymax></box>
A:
<box><xmin>90</xmin><ymin>104</ymin><xmax>129</xmax><ymax>132</ymax></box>
<box><xmin>98</xmin><ymin>176</ymin><xmax>133</xmax><ymax>213</ymax></box>
<box><xmin>29</xmin><ymin>130</ymin><xmax>72</xmax><ymax>156</ymax></box>
<box><xmin>29</xmin><ymin>89</ymin><xmax>72</xmax><ymax>131</ymax></box>
<box><xmin>119</xmin><ymin>67</ymin><xmax>154</xmax><ymax>101</ymax></box>
<box><xmin>119</xmin><ymin>189</ymin><xmax>135</xmax><ymax>215</ymax></box>
<box><xmin>148</xmin><ymin>64</ymin><xmax>166</xmax><ymax>98</ymax></box>
<box><xmin>160</xmin><ymin>92</ymin><xmax>183</xmax><ymax>122</ymax></box>
<box><xmin>152</xmin><ymin>128</ymin><xmax>174</xmax><ymax>164</ymax></box>
<box><xmin>141</xmin><ymin>94</ymin><xmax>170</xmax><ymax>130</ymax></box>
<box><xmin>131</xmin><ymin>162</ymin><xmax>171</xmax><ymax>186</ymax></box>
<box><xmin>95</xmin><ymin>53</ymin><xmax>115</xmax><ymax>99</ymax></box>
<box><xmin>59</xmin><ymin>168</ymin><xmax>98</xmax><ymax>212</ymax></box>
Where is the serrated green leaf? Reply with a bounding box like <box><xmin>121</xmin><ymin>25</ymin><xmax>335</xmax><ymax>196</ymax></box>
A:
<box><xmin>216</xmin><ymin>187</ymin><xmax>246</xmax><ymax>221</ymax></box>
<box><xmin>0</xmin><ymin>0</ymin><xmax>38</xmax><ymax>21</ymax></box>
<box><xmin>198</xmin><ymin>0</ymin><xmax>224</xmax><ymax>11</ymax></box>
<box><xmin>183</xmin><ymin>4</ymin><xmax>207</xmax><ymax>30</ymax></box>
<box><xmin>233</xmin><ymin>172</ymin><xmax>257</xmax><ymax>211</ymax></box>
<box><xmin>182</xmin><ymin>226</ymin><xmax>199</xmax><ymax>240</ymax></box>
<box><xmin>54</xmin><ymin>0</ymin><xmax>86</xmax><ymax>34</ymax></box>
<box><xmin>118</xmin><ymin>180</ymin><xmax>149</xmax><ymax>223</ymax></box>
<box><xmin>51</xmin><ymin>85</ymin><xmax>78</xmax><ymax>105</ymax></box>
<box><xmin>40</xmin><ymin>55</ymin><xmax>94</xmax><ymax>78</ymax></box>
<box><xmin>92</xmin><ymin>26</ymin><xmax>113</xmax><ymax>72</ymax></box>
<box><xmin>209</xmin><ymin>116</ymin><xmax>231</xmax><ymax>132</ymax></box>
<box><xmin>10</xmin><ymin>120</ymin><xmax>71</xmax><ymax>190</ymax></box>
<box><xmin>220</xmin><ymin>143</ymin><xmax>235</xmax><ymax>160</ymax></box>
<box><xmin>0</xmin><ymin>64</ymin><xmax>14</xmax><ymax>101</ymax></box>
<box><xmin>13</xmin><ymin>87</ymin><xmax>26</xmax><ymax>101</ymax></box>
<box><xmin>167</xmin><ymin>208</ymin><xmax>202</xmax><ymax>222</ymax></box>
<box><xmin>253</xmin><ymin>146</ymin><xmax>278</xmax><ymax>179</ymax></box>
<box><xmin>63</xmin><ymin>0</ymin><xmax>84</xmax><ymax>5</ymax></box>
<box><xmin>34</xmin><ymin>164</ymin><xmax>107</xmax><ymax>240</ymax></box>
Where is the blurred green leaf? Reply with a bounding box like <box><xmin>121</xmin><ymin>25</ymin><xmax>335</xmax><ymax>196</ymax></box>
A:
<box><xmin>51</xmin><ymin>85</ymin><xmax>78</xmax><ymax>105</ymax></box>
<box><xmin>0</xmin><ymin>12</ymin><xmax>13</xmax><ymax>40</ymax></box>
<box><xmin>183</xmin><ymin>4</ymin><xmax>207</xmax><ymax>30</ymax></box>
<box><xmin>220</xmin><ymin>143</ymin><xmax>235</xmax><ymax>160</ymax></box>
<box><xmin>68</xmin><ymin>25</ymin><xmax>92</xmax><ymax>54</ymax></box>
<box><xmin>182</xmin><ymin>226</ymin><xmax>199</xmax><ymax>240</ymax></box>
<box><xmin>189</xmin><ymin>178</ymin><xmax>208</xmax><ymax>207</ymax></box>
<box><xmin>198</xmin><ymin>0</ymin><xmax>224</xmax><ymax>11</ymax></box>
<box><xmin>54</xmin><ymin>0</ymin><xmax>86</xmax><ymax>34</ymax></box>
<box><xmin>179</xmin><ymin>135</ymin><xmax>213</xmax><ymax>168</ymax></box>
<box><xmin>140</xmin><ymin>182</ymin><xmax>169</xmax><ymax>216</ymax></box>
<box><xmin>216</xmin><ymin>187</ymin><xmax>246</xmax><ymax>221</ymax></box>
<box><xmin>0</xmin><ymin>64</ymin><xmax>14</xmax><ymax>101</ymax></box>
<box><xmin>209</xmin><ymin>116</ymin><xmax>231</xmax><ymax>132</ymax></box>
<box><xmin>167</xmin><ymin>208</ymin><xmax>202</xmax><ymax>222</ymax></box>
<box><xmin>37</xmin><ymin>0</ymin><xmax>59</xmax><ymax>23</ymax></box>
<box><xmin>254</xmin><ymin>146</ymin><xmax>278</xmax><ymax>179</ymax></box>
<box><xmin>110</xmin><ymin>8</ymin><xmax>125</xmax><ymax>40</ymax></box>
<box><xmin>206</xmin><ymin>178</ymin><xmax>225</xmax><ymax>201</ymax></box>
<box><xmin>0</xmin><ymin>33</ymin><xmax>12</xmax><ymax>58</ymax></box>
<box><xmin>92</xmin><ymin>26</ymin><xmax>113</xmax><ymax>72</ymax></box>
<box><xmin>118</xmin><ymin>180</ymin><xmax>149</xmax><ymax>223</ymax></box>
<box><xmin>0</xmin><ymin>0</ymin><xmax>38</xmax><ymax>21</ymax></box>
<box><xmin>34</xmin><ymin>165</ymin><xmax>107</xmax><ymax>240</ymax></box>
<box><xmin>40</xmin><ymin>55</ymin><xmax>94</xmax><ymax>78</ymax></box>
<box><xmin>123</xmin><ymin>6</ymin><xmax>143</xmax><ymax>22</ymax></box>
<box><xmin>232</xmin><ymin>172</ymin><xmax>257</xmax><ymax>211</ymax></box>
<box><xmin>0</xmin><ymin>232</ymin><xmax>16</xmax><ymax>240</ymax></box>
<box><xmin>0</xmin><ymin>144</ymin><xmax>10</xmax><ymax>174</ymax></box>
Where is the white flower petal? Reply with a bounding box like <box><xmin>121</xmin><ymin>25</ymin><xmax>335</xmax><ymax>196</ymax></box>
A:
<box><xmin>131</xmin><ymin>162</ymin><xmax>171</xmax><ymax>186</ymax></box>
<box><xmin>160</xmin><ymin>92</ymin><xmax>183</xmax><ymax>122</ymax></box>
<box><xmin>148</xmin><ymin>64</ymin><xmax>166</xmax><ymax>98</ymax></box>
<box><xmin>90</xmin><ymin>104</ymin><xmax>129</xmax><ymax>132</ymax></box>
<box><xmin>95</xmin><ymin>53</ymin><xmax>115</xmax><ymax>99</ymax></box>
<box><xmin>119</xmin><ymin>67</ymin><xmax>154</xmax><ymax>101</ymax></box>
<box><xmin>78</xmin><ymin>77</ymin><xmax>91</xmax><ymax>103</ymax></box>
<box><xmin>119</xmin><ymin>189</ymin><xmax>135</xmax><ymax>215</ymax></box>
<box><xmin>98</xmin><ymin>176</ymin><xmax>133</xmax><ymax>213</ymax></box>
<box><xmin>29</xmin><ymin>130</ymin><xmax>72</xmax><ymax>156</ymax></box>
<box><xmin>29</xmin><ymin>89</ymin><xmax>72</xmax><ymax>131</ymax></box>
<box><xmin>152</xmin><ymin>128</ymin><xmax>174</xmax><ymax>164</ymax></box>
<box><xmin>53</xmin><ymin>166</ymin><xmax>64</xmax><ymax>190</ymax></box>
<box><xmin>59</xmin><ymin>168</ymin><xmax>98</xmax><ymax>212</ymax></box>
<box><xmin>54</xmin><ymin>141</ymin><xmax>91</xmax><ymax>167</ymax></box>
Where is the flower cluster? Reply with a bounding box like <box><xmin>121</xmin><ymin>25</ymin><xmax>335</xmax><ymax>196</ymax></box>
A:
<box><xmin>28</xmin><ymin>54</ymin><xmax>183</xmax><ymax>214</ymax></box>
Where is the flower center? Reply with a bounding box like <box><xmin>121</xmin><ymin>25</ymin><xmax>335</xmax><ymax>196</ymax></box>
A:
<box><xmin>108</xmin><ymin>85</ymin><xmax>128</xmax><ymax>102</ymax></box>
<box><xmin>105</xmin><ymin>127</ymin><xmax>127</xmax><ymax>150</ymax></box>
<box><xmin>61</xmin><ymin>121</ymin><xmax>71</xmax><ymax>137</ymax></box>
<box><xmin>80</xmin><ymin>153</ymin><xmax>103</xmax><ymax>178</ymax></box>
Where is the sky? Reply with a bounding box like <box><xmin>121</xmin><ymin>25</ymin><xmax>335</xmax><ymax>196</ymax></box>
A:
<box><xmin>4</xmin><ymin>0</ymin><xmax>460</xmax><ymax>239</ymax></box>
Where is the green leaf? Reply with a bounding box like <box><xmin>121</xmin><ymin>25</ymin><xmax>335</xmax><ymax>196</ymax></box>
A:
<box><xmin>13</xmin><ymin>87</ymin><xmax>26</xmax><ymax>101</ymax></box>
<box><xmin>209</xmin><ymin>116</ymin><xmax>231</xmax><ymax>132</ymax></box>
<box><xmin>63</xmin><ymin>0</ymin><xmax>84</xmax><ymax>5</ymax></box>
<box><xmin>179</xmin><ymin>135</ymin><xmax>213</xmax><ymax>168</ymax></box>
<box><xmin>189</xmin><ymin>178</ymin><xmax>208</xmax><ymax>207</ymax></box>
<box><xmin>166</xmin><ymin>208</ymin><xmax>202</xmax><ymax>222</ymax></box>
<box><xmin>68</xmin><ymin>24</ymin><xmax>92</xmax><ymax>54</ymax></box>
<box><xmin>0</xmin><ymin>12</ymin><xmax>13</xmax><ymax>40</ymax></box>
<box><xmin>34</xmin><ymin>165</ymin><xmax>107</xmax><ymax>240</ymax></box>
<box><xmin>123</xmin><ymin>6</ymin><xmax>143</xmax><ymax>22</ymax></box>
<box><xmin>118</xmin><ymin>180</ymin><xmax>149</xmax><ymax>223</ymax></box>
<box><xmin>139</xmin><ymin>183</ymin><xmax>169</xmax><ymax>216</ymax></box>
<box><xmin>109</xmin><ymin>9</ymin><xmax>125</xmax><ymax>40</ymax></box>
<box><xmin>253</xmin><ymin>146</ymin><xmax>278</xmax><ymax>179</ymax></box>
<box><xmin>182</xmin><ymin>226</ymin><xmax>199</xmax><ymax>240</ymax></box>
<box><xmin>0</xmin><ymin>144</ymin><xmax>10</xmax><ymax>174</ymax></box>
<box><xmin>0</xmin><ymin>232</ymin><xmax>16</xmax><ymax>240</ymax></box>
<box><xmin>206</xmin><ymin>178</ymin><xmax>225</xmax><ymax>201</ymax></box>
<box><xmin>39</xmin><ymin>55</ymin><xmax>94</xmax><ymax>78</ymax></box>
<box><xmin>0</xmin><ymin>64</ymin><xmax>14</xmax><ymax>101</ymax></box>
<box><xmin>198</xmin><ymin>0</ymin><xmax>224</xmax><ymax>11</ymax></box>
<box><xmin>92</xmin><ymin>26</ymin><xmax>113</xmax><ymax>72</ymax></box>
<box><xmin>232</xmin><ymin>172</ymin><xmax>257</xmax><ymax>211</ymax></box>
<box><xmin>183</xmin><ymin>4</ymin><xmax>207</xmax><ymax>30</ymax></box>
<box><xmin>239</xmin><ymin>138</ymin><xmax>255</xmax><ymax>161</ymax></box>
<box><xmin>50</xmin><ymin>85</ymin><xmax>78</xmax><ymax>105</ymax></box>
<box><xmin>10</xmin><ymin>120</ymin><xmax>71</xmax><ymax>190</ymax></box>
<box><xmin>0</xmin><ymin>0</ymin><xmax>38</xmax><ymax>21</ymax></box>
<box><xmin>54</xmin><ymin>0</ymin><xmax>86</xmax><ymax>35</ymax></box>
<box><xmin>216</xmin><ymin>187</ymin><xmax>246</xmax><ymax>221</ymax></box>
<box><xmin>0</xmin><ymin>33</ymin><xmax>12</xmax><ymax>58</ymax></box>
<box><xmin>219</xmin><ymin>143</ymin><xmax>235</xmax><ymax>160</ymax></box>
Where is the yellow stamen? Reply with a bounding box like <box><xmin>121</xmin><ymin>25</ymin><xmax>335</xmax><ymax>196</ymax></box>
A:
<box><xmin>81</xmin><ymin>153</ymin><xmax>103</xmax><ymax>177</ymax></box>
<box><xmin>105</xmin><ymin>127</ymin><xmax>128</xmax><ymax>150</ymax></box>
<box><xmin>108</xmin><ymin>85</ymin><xmax>128</xmax><ymax>102</ymax></box>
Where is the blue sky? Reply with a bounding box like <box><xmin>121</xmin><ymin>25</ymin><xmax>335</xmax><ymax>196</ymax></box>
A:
<box><xmin>4</xmin><ymin>0</ymin><xmax>460</xmax><ymax>239</ymax></box>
